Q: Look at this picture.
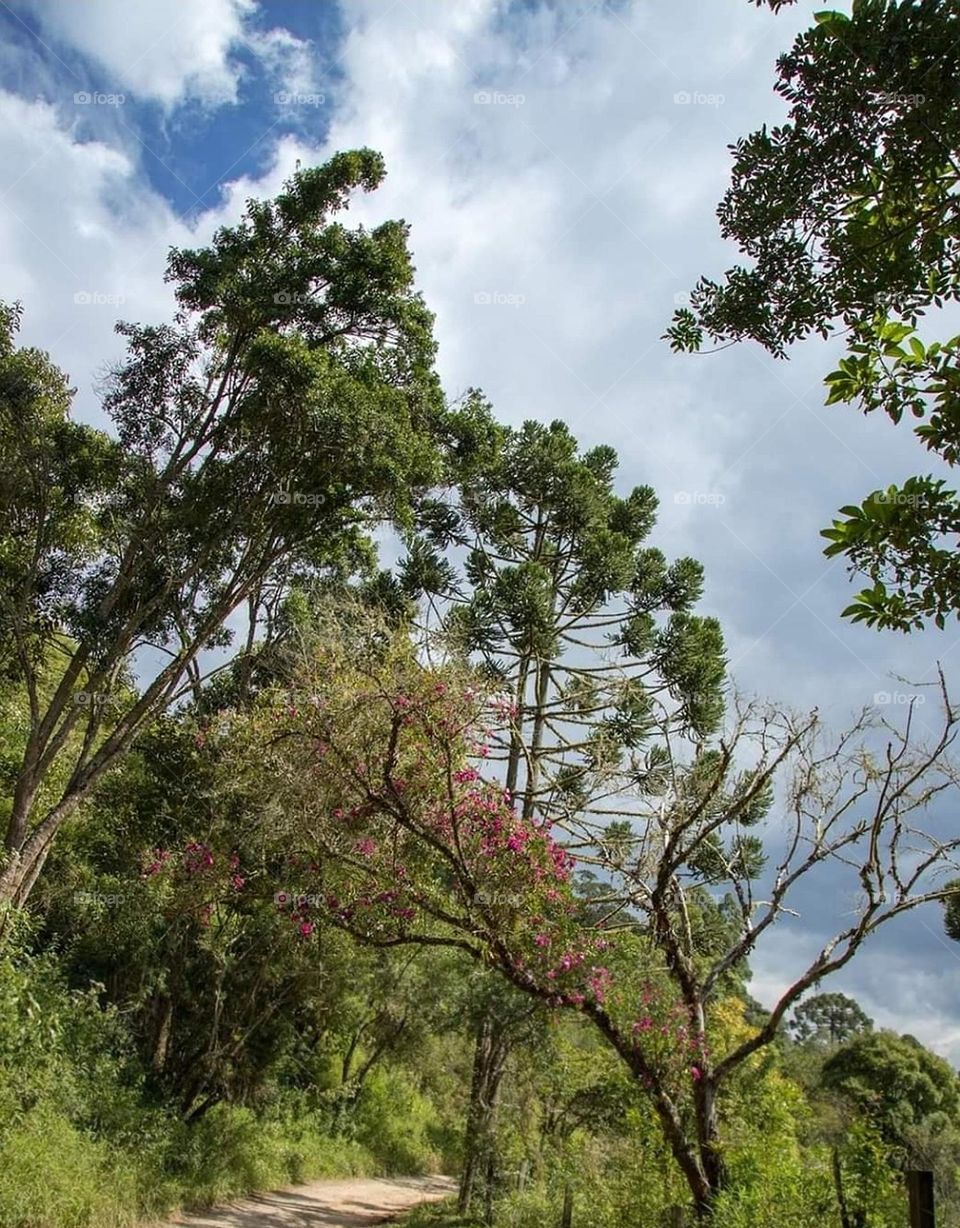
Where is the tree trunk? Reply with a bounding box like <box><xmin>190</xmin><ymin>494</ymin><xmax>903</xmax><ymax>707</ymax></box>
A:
<box><xmin>458</xmin><ymin>1009</ymin><xmax>510</xmax><ymax>1217</ymax></box>
<box><xmin>833</xmin><ymin>1146</ymin><xmax>853</xmax><ymax>1228</ymax></box>
<box><xmin>151</xmin><ymin>994</ymin><xmax>174</xmax><ymax>1072</ymax></box>
<box><xmin>693</xmin><ymin>1078</ymin><xmax>726</xmax><ymax>1217</ymax></box>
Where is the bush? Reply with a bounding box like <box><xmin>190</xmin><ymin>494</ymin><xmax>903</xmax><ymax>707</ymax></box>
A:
<box><xmin>0</xmin><ymin>951</ymin><xmax>382</xmax><ymax>1225</ymax></box>
<box><xmin>0</xmin><ymin>1109</ymin><xmax>140</xmax><ymax>1228</ymax></box>
<box><xmin>166</xmin><ymin>1103</ymin><xmax>375</xmax><ymax>1209</ymax></box>
<box><xmin>354</xmin><ymin>1066</ymin><xmax>443</xmax><ymax>1175</ymax></box>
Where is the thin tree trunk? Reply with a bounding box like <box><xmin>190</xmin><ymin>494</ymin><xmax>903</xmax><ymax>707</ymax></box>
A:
<box><xmin>152</xmin><ymin>994</ymin><xmax>174</xmax><ymax>1072</ymax></box>
<box><xmin>832</xmin><ymin>1147</ymin><xmax>852</xmax><ymax>1228</ymax></box>
<box><xmin>459</xmin><ymin>1013</ymin><xmax>492</xmax><ymax>1215</ymax></box>
<box><xmin>458</xmin><ymin>1010</ymin><xmax>510</xmax><ymax>1217</ymax></box>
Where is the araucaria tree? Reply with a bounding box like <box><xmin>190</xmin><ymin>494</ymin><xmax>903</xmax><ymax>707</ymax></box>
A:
<box><xmin>0</xmin><ymin>149</ymin><xmax>447</xmax><ymax>910</ymax></box>
<box><xmin>402</xmin><ymin>413</ymin><xmax>727</xmax><ymax>817</ymax></box>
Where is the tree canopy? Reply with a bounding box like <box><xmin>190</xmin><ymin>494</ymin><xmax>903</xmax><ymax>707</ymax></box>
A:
<box><xmin>0</xmin><ymin>149</ymin><xmax>448</xmax><ymax>910</ymax></box>
<box><xmin>666</xmin><ymin>0</ymin><xmax>960</xmax><ymax>631</ymax></box>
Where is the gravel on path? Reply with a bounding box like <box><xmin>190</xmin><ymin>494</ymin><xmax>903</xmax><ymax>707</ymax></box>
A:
<box><xmin>167</xmin><ymin>1174</ymin><xmax>456</xmax><ymax>1228</ymax></box>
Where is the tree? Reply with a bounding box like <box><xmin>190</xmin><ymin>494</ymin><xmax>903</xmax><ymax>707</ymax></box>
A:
<box><xmin>404</xmin><ymin>412</ymin><xmax>726</xmax><ymax>833</ymax></box>
<box><xmin>789</xmin><ymin>992</ymin><xmax>874</xmax><ymax>1049</ymax></box>
<box><xmin>455</xmin><ymin>975</ymin><xmax>540</xmax><ymax>1220</ymax></box>
<box><xmin>665</xmin><ymin>0</ymin><xmax>960</xmax><ymax>631</ymax></box>
<box><xmin>822</xmin><ymin>1030</ymin><xmax>960</xmax><ymax>1145</ymax></box>
<box><xmin>0</xmin><ymin>148</ymin><xmax>448</xmax><ymax>911</ymax></box>
<box><xmin>942</xmin><ymin>878</ymin><xmax>960</xmax><ymax>943</ymax></box>
<box><xmin>222</xmin><ymin>620</ymin><xmax>960</xmax><ymax>1220</ymax></box>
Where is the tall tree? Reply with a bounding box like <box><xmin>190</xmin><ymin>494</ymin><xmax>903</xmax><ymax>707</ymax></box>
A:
<box><xmin>0</xmin><ymin>149</ymin><xmax>447</xmax><ymax>910</ymax></box>
<box><xmin>404</xmin><ymin>413</ymin><xmax>726</xmax><ymax>826</ymax></box>
<box><xmin>666</xmin><ymin>0</ymin><xmax>960</xmax><ymax>631</ymax></box>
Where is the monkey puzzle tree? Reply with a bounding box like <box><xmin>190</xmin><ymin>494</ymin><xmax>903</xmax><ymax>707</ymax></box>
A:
<box><xmin>667</xmin><ymin>0</ymin><xmax>960</xmax><ymax>631</ymax></box>
<box><xmin>789</xmin><ymin>992</ymin><xmax>873</xmax><ymax>1049</ymax></box>
<box><xmin>402</xmin><ymin>412</ymin><xmax>727</xmax><ymax>825</ymax></box>
<box><xmin>0</xmin><ymin>148</ymin><xmax>448</xmax><ymax>911</ymax></box>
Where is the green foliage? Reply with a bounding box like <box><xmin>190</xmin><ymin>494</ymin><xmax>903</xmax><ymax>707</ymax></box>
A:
<box><xmin>0</xmin><ymin>945</ymin><xmax>386</xmax><ymax>1226</ymax></box>
<box><xmin>0</xmin><ymin>1109</ymin><xmax>141</xmax><ymax>1228</ymax></box>
<box><xmin>0</xmin><ymin>146</ymin><xmax>450</xmax><ymax>910</ymax></box>
<box><xmin>666</xmin><ymin>0</ymin><xmax>960</xmax><ymax>631</ymax></box>
<box><xmin>822</xmin><ymin>1029</ymin><xmax>960</xmax><ymax>1144</ymax></box>
<box><xmin>945</xmin><ymin>879</ymin><xmax>960</xmax><ymax>947</ymax></box>
<box><xmin>165</xmin><ymin>1103</ymin><xmax>373</xmax><ymax>1209</ymax></box>
<box><xmin>353</xmin><ymin>1065</ymin><xmax>444</xmax><ymax>1174</ymax></box>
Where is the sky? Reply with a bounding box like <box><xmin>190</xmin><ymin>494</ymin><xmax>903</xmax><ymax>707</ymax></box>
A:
<box><xmin>1</xmin><ymin>0</ymin><xmax>959</xmax><ymax>1058</ymax></box>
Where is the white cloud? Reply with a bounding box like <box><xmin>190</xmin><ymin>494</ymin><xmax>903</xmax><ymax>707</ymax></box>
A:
<box><xmin>21</xmin><ymin>0</ymin><xmax>315</xmax><ymax>109</ymax></box>
<box><xmin>0</xmin><ymin>91</ymin><xmax>181</xmax><ymax>404</ymax></box>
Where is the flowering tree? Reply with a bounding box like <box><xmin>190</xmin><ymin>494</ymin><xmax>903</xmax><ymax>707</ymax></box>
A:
<box><xmin>215</xmin><ymin>622</ymin><xmax>960</xmax><ymax>1219</ymax></box>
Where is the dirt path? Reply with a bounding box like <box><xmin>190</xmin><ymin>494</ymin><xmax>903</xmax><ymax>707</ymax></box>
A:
<box><xmin>168</xmin><ymin>1175</ymin><xmax>455</xmax><ymax>1228</ymax></box>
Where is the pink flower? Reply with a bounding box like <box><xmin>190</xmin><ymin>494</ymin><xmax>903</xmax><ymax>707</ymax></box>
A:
<box><xmin>633</xmin><ymin>1017</ymin><xmax>653</xmax><ymax>1034</ymax></box>
<box><xmin>691</xmin><ymin>1066</ymin><xmax>702</xmax><ymax>1081</ymax></box>
<box><xmin>355</xmin><ymin>838</ymin><xmax>377</xmax><ymax>857</ymax></box>
<box><xmin>299</xmin><ymin>922</ymin><xmax>314</xmax><ymax>937</ymax></box>
<box><xmin>534</xmin><ymin>933</ymin><xmax>551</xmax><ymax>947</ymax></box>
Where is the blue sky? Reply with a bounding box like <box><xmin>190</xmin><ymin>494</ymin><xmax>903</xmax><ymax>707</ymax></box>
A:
<box><xmin>2</xmin><ymin>0</ymin><xmax>959</xmax><ymax>1057</ymax></box>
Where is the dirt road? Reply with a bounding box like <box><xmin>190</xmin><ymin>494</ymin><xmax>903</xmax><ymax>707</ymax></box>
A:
<box><xmin>169</xmin><ymin>1174</ymin><xmax>455</xmax><ymax>1227</ymax></box>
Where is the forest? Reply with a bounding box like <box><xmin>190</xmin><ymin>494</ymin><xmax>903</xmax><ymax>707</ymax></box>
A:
<box><xmin>2</xmin><ymin>1</ymin><xmax>960</xmax><ymax>1226</ymax></box>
